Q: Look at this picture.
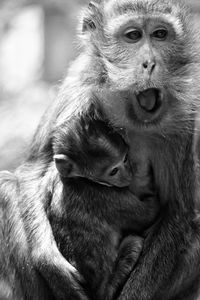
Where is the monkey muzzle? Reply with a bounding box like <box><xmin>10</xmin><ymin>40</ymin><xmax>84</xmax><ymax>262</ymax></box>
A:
<box><xmin>135</xmin><ymin>88</ymin><xmax>163</xmax><ymax>123</ymax></box>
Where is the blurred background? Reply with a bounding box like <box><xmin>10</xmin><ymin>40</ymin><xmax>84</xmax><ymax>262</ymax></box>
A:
<box><xmin>0</xmin><ymin>0</ymin><xmax>199</xmax><ymax>171</ymax></box>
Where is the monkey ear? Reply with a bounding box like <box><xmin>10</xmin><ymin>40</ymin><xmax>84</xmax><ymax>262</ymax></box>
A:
<box><xmin>54</xmin><ymin>154</ymin><xmax>74</xmax><ymax>178</ymax></box>
<box><xmin>81</xmin><ymin>1</ymin><xmax>100</xmax><ymax>33</ymax></box>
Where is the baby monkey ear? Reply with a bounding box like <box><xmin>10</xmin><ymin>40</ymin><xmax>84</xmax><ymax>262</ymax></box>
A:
<box><xmin>54</xmin><ymin>154</ymin><xmax>73</xmax><ymax>178</ymax></box>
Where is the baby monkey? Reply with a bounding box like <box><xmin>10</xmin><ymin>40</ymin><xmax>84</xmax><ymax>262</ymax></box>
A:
<box><xmin>49</xmin><ymin>106</ymin><xmax>159</xmax><ymax>300</ymax></box>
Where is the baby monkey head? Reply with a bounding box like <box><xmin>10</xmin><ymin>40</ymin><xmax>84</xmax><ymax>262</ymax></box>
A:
<box><xmin>53</xmin><ymin>116</ymin><xmax>132</xmax><ymax>188</ymax></box>
<box><xmin>80</xmin><ymin>0</ymin><xmax>200</xmax><ymax>129</ymax></box>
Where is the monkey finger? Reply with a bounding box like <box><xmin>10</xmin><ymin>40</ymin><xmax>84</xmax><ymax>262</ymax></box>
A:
<box><xmin>118</xmin><ymin>235</ymin><xmax>144</xmax><ymax>258</ymax></box>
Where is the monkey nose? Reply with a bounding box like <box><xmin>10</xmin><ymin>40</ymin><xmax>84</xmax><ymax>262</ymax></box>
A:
<box><xmin>142</xmin><ymin>60</ymin><xmax>156</xmax><ymax>75</ymax></box>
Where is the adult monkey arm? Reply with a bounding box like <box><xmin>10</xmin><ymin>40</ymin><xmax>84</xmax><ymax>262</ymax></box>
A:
<box><xmin>16</xmin><ymin>162</ymin><xmax>88</xmax><ymax>300</ymax></box>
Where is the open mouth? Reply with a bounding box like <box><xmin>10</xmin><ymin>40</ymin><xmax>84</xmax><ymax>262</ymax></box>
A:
<box><xmin>136</xmin><ymin>88</ymin><xmax>162</xmax><ymax>113</ymax></box>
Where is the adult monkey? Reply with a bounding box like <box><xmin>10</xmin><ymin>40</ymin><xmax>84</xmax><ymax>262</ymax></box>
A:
<box><xmin>11</xmin><ymin>0</ymin><xmax>200</xmax><ymax>299</ymax></box>
<box><xmin>79</xmin><ymin>0</ymin><xmax>200</xmax><ymax>299</ymax></box>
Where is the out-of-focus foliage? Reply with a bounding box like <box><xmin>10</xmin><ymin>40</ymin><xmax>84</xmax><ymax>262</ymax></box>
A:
<box><xmin>0</xmin><ymin>0</ymin><xmax>199</xmax><ymax>171</ymax></box>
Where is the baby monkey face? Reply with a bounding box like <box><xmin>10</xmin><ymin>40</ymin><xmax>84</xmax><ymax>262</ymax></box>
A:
<box><xmin>53</xmin><ymin>115</ymin><xmax>133</xmax><ymax>188</ymax></box>
<box><xmin>94</xmin><ymin>151</ymin><xmax>132</xmax><ymax>188</ymax></box>
<box><xmin>54</xmin><ymin>125</ymin><xmax>133</xmax><ymax>188</ymax></box>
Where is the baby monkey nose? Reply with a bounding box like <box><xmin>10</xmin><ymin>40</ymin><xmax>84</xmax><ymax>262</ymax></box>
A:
<box><xmin>142</xmin><ymin>60</ymin><xmax>156</xmax><ymax>75</ymax></box>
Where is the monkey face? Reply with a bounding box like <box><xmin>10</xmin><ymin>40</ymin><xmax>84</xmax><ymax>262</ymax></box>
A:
<box><xmin>53</xmin><ymin>113</ymin><xmax>133</xmax><ymax>187</ymax></box>
<box><xmin>94</xmin><ymin>152</ymin><xmax>133</xmax><ymax>187</ymax></box>
<box><xmin>82</xmin><ymin>0</ymin><xmax>199</xmax><ymax>131</ymax></box>
<box><xmin>102</xmin><ymin>18</ymin><xmax>174</xmax><ymax>93</ymax></box>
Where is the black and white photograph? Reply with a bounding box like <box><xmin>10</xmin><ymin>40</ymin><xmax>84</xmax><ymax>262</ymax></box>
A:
<box><xmin>0</xmin><ymin>0</ymin><xmax>200</xmax><ymax>299</ymax></box>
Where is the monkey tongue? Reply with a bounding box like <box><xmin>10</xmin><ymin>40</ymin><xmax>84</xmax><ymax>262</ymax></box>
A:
<box><xmin>137</xmin><ymin>88</ymin><xmax>159</xmax><ymax>112</ymax></box>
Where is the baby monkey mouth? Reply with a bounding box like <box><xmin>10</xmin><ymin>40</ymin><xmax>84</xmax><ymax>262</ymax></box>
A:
<box><xmin>136</xmin><ymin>88</ymin><xmax>162</xmax><ymax>113</ymax></box>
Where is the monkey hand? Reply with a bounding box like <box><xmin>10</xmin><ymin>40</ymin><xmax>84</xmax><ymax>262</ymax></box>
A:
<box><xmin>106</xmin><ymin>235</ymin><xmax>143</xmax><ymax>300</ymax></box>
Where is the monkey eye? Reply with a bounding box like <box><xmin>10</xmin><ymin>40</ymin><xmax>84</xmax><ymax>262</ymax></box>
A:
<box><xmin>123</xmin><ymin>29</ymin><xmax>142</xmax><ymax>43</ymax></box>
<box><xmin>152</xmin><ymin>29</ymin><xmax>168</xmax><ymax>40</ymax></box>
<box><xmin>109</xmin><ymin>167</ymin><xmax>119</xmax><ymax>176</ymax></box>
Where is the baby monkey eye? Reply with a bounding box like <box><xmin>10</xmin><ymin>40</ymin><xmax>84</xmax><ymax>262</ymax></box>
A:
<box><xmin>123</xmin><ymin>29</ymin><xmax>142</xmax><ymax>43</ymax></box>
<box><xmin>109</xmin><ymin>167</ymin><xmax>119</xmax><ymax>176</ymax></box>
<box><xmin>152</xmin><ymin>29</ymin><xmax>168</xmax><ymax>40</ymax></box>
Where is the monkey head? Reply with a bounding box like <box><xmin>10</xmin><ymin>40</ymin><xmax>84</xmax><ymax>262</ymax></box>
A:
<box><xmin>80</xmin><ymin>0</ymin><xmax>200</xmax><ymax>131</ymax></box>
<box><xmin>53</xmin><ymin>117</ymin><xmax>132</xmax><ymax>188</ymax></box>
